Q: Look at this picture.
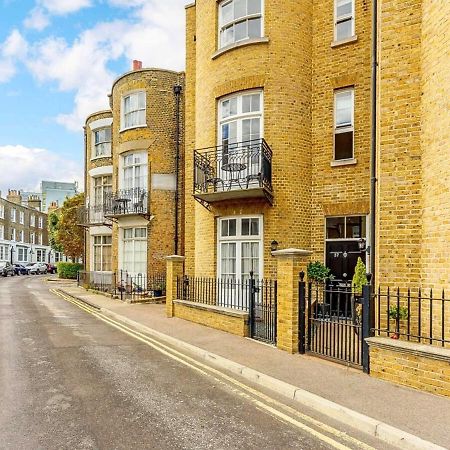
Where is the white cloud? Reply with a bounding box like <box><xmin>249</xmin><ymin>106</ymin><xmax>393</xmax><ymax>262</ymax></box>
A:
<box><xmin>0</xmin><ymin>29</ymin><xmax>28</xmax><ymax>82</ymax></box>
<box><xmin>24</xmin><ymin>8</ymin><xmax>50</xmax><ymax>31</ymax></box>
<box><xmin>0</xmin><ymin>145</ymin><xmax>82</xmax><ymax>193</ymax></box>
<box><xmin>25</xmin><ymin>0</ymin><xmax>186</xmax><ymax>131</ymax></box>
<box><xmin>38</xmin><ymin>0</ymin><xmax>92</xmax><ymax>15</ymax></box>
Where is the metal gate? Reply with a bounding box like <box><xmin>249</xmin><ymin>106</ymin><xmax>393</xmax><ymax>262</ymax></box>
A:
<box><xmin>299</xmin><ymin>273</ymin><xmax>370</xmax><ymax>372</ymax></box>
<box><xmin>249</xmin><ymin>272</ymin><xmax>277</xmax><ymax>345</ymax></box>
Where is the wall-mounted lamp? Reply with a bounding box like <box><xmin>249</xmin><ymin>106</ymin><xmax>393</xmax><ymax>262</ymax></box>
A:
<box><xmin>270</xmin><ymin>240</ymin><xmax>279</xmax><ymax>253</ymax></box>
<box><xmin>358</xmin><ymin>238</ymin><xmax>371</xmax><ymax>255</ymax></box>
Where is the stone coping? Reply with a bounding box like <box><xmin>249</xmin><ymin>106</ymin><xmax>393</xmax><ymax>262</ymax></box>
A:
<box><xmin>366</xmin><ymin>337</ymin><xmax>450</xmax><ymax>363</ymax></box>
<box><xmin>166</xmin><ymin>255</ymin><xmax>185</xmax><ymax>262</ymax></box>
<box><xmin>271</xmin><ymin>248</ymin><xmax>313</xmax><ymax>257</ymax></box>
<box><xmin>173</xmin><ymin>299</ymin><xmax>249</xmax><ymax>319</ymax></box>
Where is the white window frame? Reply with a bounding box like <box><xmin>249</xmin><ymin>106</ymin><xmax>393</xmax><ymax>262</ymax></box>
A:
<box><xmin>38</xmin><ymin>216</ymin><xmax>43</xmax><ymax>229</ymax></box>
<box><xmin>120</xmin><ymin>151</ymin><xmax>148</xmax><ymax>191</ymax></box>
<box><xmin>93</xmin><ymin>235</ymin><xmax>112</xmax><ymax>272</ymax></box>
<box><xmin>334</xmin><ymin>88</ymin><xmax>354</xmax><ymax>161</ymax></box>
<box><xmin>30</xmin><ymin>214</ymin><xmax>35</xmax><ymax>227</ymax></box>
<box><xmin>11</xmin><ymin>208</ymin><xmax>16</xmax><ymax>222</ymax></box>
<box><xmin>92</xmin><ymin>127</ymin><xmax>112</xmax><ymax>159</ymax></box>
<box><xmin>0</xmin><ymin>205</ymin><xmax>4</xmax><ymax>219</ymax></box>
<box><xmin>19</xmin><ymin>211</ymin><xmax>24</xmax><ymax>224</ymax></box>
<box><xmin>36</xmin><ymin>249</ymin><xmax>46</xmax><ymax>263</ymax></box>
<box><xmin>217</xmin><ymin>215</ymin><xmax>263</xmax><ymax>282</ymax></box>
<box><xmin>218</xmin><ymin>0</ymin><xmax>264</xmax><ymax>49</ymax></box>
<box><xmin>0</xmin><ymin>224</ymin><xmax>4</xmax><ymax>240</ymax></box>
<box><xmin>121</xmin><ymin>91</ymin><xmax>146</xmax><ymax>131</ymax></box>
<box><xmin>17</xmin><ymin>246</ymin><xmax>28</xmax><ymax>263</ymax></box>
<box><xmin>30</xmin><ymin>232</ymin><xmax>36</xmax><ymax>245</ymax></box>
<box><xmin>334</xmin><ymin>0</ymin><xmax>355</xmax><ymax>41</ymax></box>
<box><xmin>121</xmin><ymin>227</ymin><xmax>147</xmax><ymax>276</ymax></box>
<box><xmin>218</xmin><ymin>90</ymin><xmax>264</xmax><ymax>144</ymax></box>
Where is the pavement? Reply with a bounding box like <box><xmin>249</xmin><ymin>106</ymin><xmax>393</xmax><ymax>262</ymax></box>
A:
<box><xmin>52</xmin><ymin>278</ymin><xmax>450</xmax><ymax>449</ymax></box>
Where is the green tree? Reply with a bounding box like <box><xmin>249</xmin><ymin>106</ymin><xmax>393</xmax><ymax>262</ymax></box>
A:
<box><xmin>56</xmin><ymin>193</ymin><xmax>85</xmax><ymax>261</ymax></box>
<box><xmin>48</xmin><ymin>211</ymin><xmax>63</xmax><ymax>253</ymax></box>
<box><xmin>307</xmin><ymin>261</ymin><xmax>333</xmax><ymax>282</ymax></box>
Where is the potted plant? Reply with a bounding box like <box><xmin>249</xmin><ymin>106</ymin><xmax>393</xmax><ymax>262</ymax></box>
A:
<box><xmin>351</xmin><ymin>257</ymin><xmax>368</xmax><ymax>325</ymax></box>
<box><xmin>389</xmin><ymin>305</ymin><xmax>408</xmax><ymax>339</ymax></box>
<box><xmin>153</xmin><ymin>281</ymin><xmax>166</xmax><ymax>298</ymax></box>
<box><xmin>306</xmin><ymin>261</ymin><xmax>333</xmax><ymax>283</ymax></box>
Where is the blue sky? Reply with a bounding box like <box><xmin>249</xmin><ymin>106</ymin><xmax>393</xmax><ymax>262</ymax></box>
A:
<box><xmin>0</xmin><ymin>0</ymin><xmax>186</xmax><ymax>193</ymax></box>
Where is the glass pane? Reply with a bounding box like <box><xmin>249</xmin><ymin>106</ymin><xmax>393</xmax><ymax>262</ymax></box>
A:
<box><xmin>335</xmin><ymin>90</ymin><xmax>352</xmax><ymax>126</ymax></box>
<box><xmin>251</xmin><ymin>118</ymin><xmax>260</xmax><ymax>139</ymax></box>
<box><xmin>222</xmin><ymin>99</ymin><xmax>230</xmax><ymax>118</ymax></box>
<box><xmin>221</xmin><ymin>1</ymin><xmax>233</xmax><ymax>24</ymax></box>
<box><xmin>234</xmin><ymin>0</ymin><xmax>246</xmax><ymax>19</ymax></box>
<box><xmin>221</xmin><ymin>220</ymin><xmax>229</xmax><ymax>237</ymax></box>
<box><xmin>346</xmin><ymin>216</ymin><xmax>366</xmax><ymax>239</ymax></box>
<box><xmin>248</xmin><ymin>17</ymin><xmax>261</xmax><ymax>38</ymax></box>
<box><xmin>336</xmin><ymin>18</ymin><xmax>353</xmax><ymax>40</ymax></box>
<box><xmin>326</xmin><ymin>217</ymin><xmax>345</xmax><ymax>239</ymax></box>
<box><xmin>234</xmin><ymin>20</ymin><xmax>246</xmax><ymax>41</ymax></box>
<box><xmin>250</xmin><ymin>218</ymin><xmax>259</xmax><ymax>235</ymax></box>
<box><xmin>221</xmin><ymin>26</ymin><xmax>234</xmax><ymax>47</ymax></box>
<box><xmin>242</xmin><ymin>95</ymin><xmax>251</xmax><ymax>113</ymax></box>
<box><xmin>228</xmin><ymin>219</ymin><xmax>237</xmax><ymax>236</ymax></box>
<box><xmin>335</xmin><ymin>130</ymin><xmax>353</xmax><ymax>160</ymax></box>
<box><xmin>138</xmin><ymin>92</ymin><xmax>145</xmax><ymax>108</ymax></box>
<box><xmin>336</xmin><ymin>0</ymin><xmax>352</xmax><ymax>18</ymax></box>
<box><xmin>242</xmin><ymin>219</ymin><xmax>250</xmax><ymax>235</ymax></box>
<box><xmin>248</xmin><ymin>0</ymin><xmax>261</xmax><ymax>14</ymax></box>
<box><xmin>105</xmin><ymin>127</ymin><xmax>111</xmax><ymax>141</ymax></box>
<box><xmin>242</xmin><ymin>119</ymin><xmax>251</xmax><ymax>142</ymax></box>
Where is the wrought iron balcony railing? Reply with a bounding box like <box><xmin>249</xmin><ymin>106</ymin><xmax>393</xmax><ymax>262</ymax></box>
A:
<box><xmin>78</xmin><ymin>205</ymin><xmax>112</xmax><ymax>226</ymax></box>
<box><xmin>193</xmin><ymin>138</ymin><xmax>273</xmax><ymax>204</ymax></box>
<box><xmin>104</xmin><ymin>187</ymin><xmax>149</xmax><ymax>217</ymax></box>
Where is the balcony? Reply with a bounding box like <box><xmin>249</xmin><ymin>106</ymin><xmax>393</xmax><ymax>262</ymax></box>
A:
<box><xmin>104</xmin><ymin>187</ymin><xmax>149</xmax><ymax>218</ymax></box>
<box><xmin>193</xmin><ymin>138</ymin><xmax>273</xmax><ymax>205</ymax></box>
<box><xmin>78</xmin><ymin>205</ymin><xmax>112</xmax><ymax>227</ymax></box>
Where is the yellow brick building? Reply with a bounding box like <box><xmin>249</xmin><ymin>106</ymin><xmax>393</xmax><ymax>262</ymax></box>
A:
<box><xmin>81</xmin><ymin>63</ymin><xmax>185</xmax><ymax>281</ymax></box>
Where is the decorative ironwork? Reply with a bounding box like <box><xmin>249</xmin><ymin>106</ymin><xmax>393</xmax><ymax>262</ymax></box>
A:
<box><xmin>193</xmin><ymin>138</ymin><xmax>273</xmax><ymax>201</ymax></box>
<box><xmin>77</xmin><ymin>205</ymin><xmax>112</xmax><ymax>227</ymax></box>
<box><xmin>104</xmin><ymin>188</ymin><xmax>149</xmax><ymax>217</ymax></box>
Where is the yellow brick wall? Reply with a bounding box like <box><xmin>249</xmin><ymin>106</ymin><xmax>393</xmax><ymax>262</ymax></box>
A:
<box><xmin>185</xmin><ymin>0</ymin><xmax>313</xmax><ymax>279</ymax></box>
<box><xmin>370</xmin><ymin>344</ymin><xmax>450</xmax><ymax>397</ymax></box>
<box><xmin>173</xmin><ymin>301</ymin><xmax>249</xmax><ymax>337</ymax></box>
<box><xmin>109</xmin><ymin>68</ymin><xmax>185</xmax><ymax>275</ymax></box>
<box><xmin>420</xmin><ymin>0</ymin><xmax>450</xmax><ymax>289</ymax></box>
<box><xmin>311</xmin><ymin>0</ymin><xmax>372</xmax><ymax>264</ymax></box>
<box><xmin>377</xmin><ymin>0</ymin><xmax>423</xmax><ymax>286</ymax></box>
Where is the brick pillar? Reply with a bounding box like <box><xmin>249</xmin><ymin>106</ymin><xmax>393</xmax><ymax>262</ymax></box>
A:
<box><xmin>273</xmin><ymin>248</ymin><xmax>312</xmax><ymax>354</ymax></box>
<box><xmin>166</xmin><ymin>255</ymin><xmax>185</xmax><ymax>317</ymax></box>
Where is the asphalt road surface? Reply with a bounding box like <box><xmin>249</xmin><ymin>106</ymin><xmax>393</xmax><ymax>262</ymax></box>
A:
<box><xmin>0</xmin><ymin>276</ymin><xmax>386</xmax><ymax>450</ymax></box>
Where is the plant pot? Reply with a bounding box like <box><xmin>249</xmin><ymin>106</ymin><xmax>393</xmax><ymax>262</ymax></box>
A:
<box><xmin>154</xmin><ymin>289</ymin><xmax>163</xmax><ymax>298</ymax></box>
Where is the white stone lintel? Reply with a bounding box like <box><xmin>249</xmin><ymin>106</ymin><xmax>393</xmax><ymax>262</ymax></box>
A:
<box><xmin>271</xmin><ymin>248</ymin><xmax>313</xmax><ymax>258</ymax></box>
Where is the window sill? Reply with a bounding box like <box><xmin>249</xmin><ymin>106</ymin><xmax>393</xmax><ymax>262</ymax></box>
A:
<box><xmin>119</xmin><ymin>124</ymin><xmax>147</xmax><ymax>133</ymax></box>
<box><xmin>331</xmin><ymin>35</ymin><xmax>358</xmax><ymax>48</ymax></box>
<box><xmin>330</xmin><ymin>158</ymin><xmax>357</xmax><ymax>167</ymax></box>
<box><xmin>212</xmin><ymin>37</ymin><xmax>269</xmax><ymax>60</ymax></box>
<box><xmin>90</xmin><ymin>154</ymin><xmax>112</xmax><ymax>162</ymax></box>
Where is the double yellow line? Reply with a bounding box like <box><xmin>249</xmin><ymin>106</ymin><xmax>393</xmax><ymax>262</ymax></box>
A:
<box><xmin>50</xmin><ymin>288</ymin><xmax>375</xmax><ymax>450</ymax></box>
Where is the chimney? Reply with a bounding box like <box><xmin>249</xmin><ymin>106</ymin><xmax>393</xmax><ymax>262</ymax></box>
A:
<box><xmin>47</xmin><ymin>201</ymin><xmax>59</xmax><ymax>214</ymax></box>
<box><xmin>7</xmin><ymin>189</ymin><xmax>22</xmax><ymax>205</ymax></box>
<box><xmin>132</xmin><ymin>60</ymin><xmax>142</xmax><ymax>71</ymax></box>
<box><xmin>28</xmin><ymin>195</ymin><xmax>42</xmax><ymax>212</ymax></box>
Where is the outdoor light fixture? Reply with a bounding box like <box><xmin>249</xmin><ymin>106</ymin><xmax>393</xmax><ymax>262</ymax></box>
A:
<box><xmin>358</xmin><ymin>238</ymin><xmax>366</xmax><ymax>251</ymax></box>
<box><xmin>270</xmin><ymin>240</ymin><xmax>279</xmax><ymax>252</ymax></box>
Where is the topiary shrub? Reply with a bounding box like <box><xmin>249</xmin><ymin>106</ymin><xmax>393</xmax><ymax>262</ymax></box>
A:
<box><xmin>351</xmin><ymin>257</ymin><xmax>368</xmax><ymax>296</ymax></box>
<box><xmin>307</xmin><ymin>261</ymin><xmax>333</xmax><ymax>282</ymax></box>
<box><xmin>57</xmin><ymin>262</ymin><xmax>83</xmax><ymax>279</ymax></box>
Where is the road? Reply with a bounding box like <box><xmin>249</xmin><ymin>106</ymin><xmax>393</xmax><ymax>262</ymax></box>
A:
<box><xmin>0</xmin><ymin>276</ymin><xmax>387</xmax><ymax>450</ymax></box>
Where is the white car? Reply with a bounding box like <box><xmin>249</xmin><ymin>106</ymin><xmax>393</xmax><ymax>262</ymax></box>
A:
<box><xmin>28</xmin><ymin>263</ymin><xmax>48</xmax><ymax>275</ymax></box>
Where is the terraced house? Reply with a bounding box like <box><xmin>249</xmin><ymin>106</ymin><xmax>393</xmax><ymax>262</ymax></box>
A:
<box><xmin>80</xmin><ymin>62</ymin><xmax>185</xmax><ymax>289</ymax></box>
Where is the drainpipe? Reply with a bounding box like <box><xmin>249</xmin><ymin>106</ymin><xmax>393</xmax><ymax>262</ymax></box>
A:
<box><xmin>173</xmin><ymin>85</ymin><xmax>182</xmax><ymax>255</ymax></box>
<box><xmin>370</xmin><ymin>0</ymin><xmax>378</xmax><ymax>286</ymax></box>
<box><xmin>83</xmin><ymin>126</ymin><xmax>87</xmax><ymax>268</ymax></box>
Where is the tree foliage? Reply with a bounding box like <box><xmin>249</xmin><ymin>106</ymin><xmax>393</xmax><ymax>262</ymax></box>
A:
<box><xmin>48</xmin><ymin>211</ymin><xmax>63</xmax><ymax>253</ymax></box>
<box><xmin>55</xmin><ymin>193</ymin><xmax>85</xmax><ymax>260</ymax></box>
<box><xmin>307</xmin><ymin>261</ymin><xmax>333</xmax><ymax>282</ymax></box>
<box><xmin>351</xmin><ymin>257</ymin><xmax>368</xmax><ymax>295</ymax></box>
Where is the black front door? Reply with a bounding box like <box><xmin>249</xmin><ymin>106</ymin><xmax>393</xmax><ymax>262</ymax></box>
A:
<box><xmin>326</xmin><ymin>240</ymin><xmax>366</xmax><ymax>284</ymax></box>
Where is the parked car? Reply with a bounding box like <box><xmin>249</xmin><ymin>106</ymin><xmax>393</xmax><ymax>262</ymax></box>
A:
<box><xmin>46</xmin><ymin>263</ymin><xmax>57</xmax><ymax>274</ymax></box>
<box><xmin>14</xmin><ymin>264</ymin><xmax>28</xmax><ymax>275</ymax></box>
<box><xmin>28</xmin><ymin>263</ymin><xmax>48</xmax><ymax>275</ymax></box>
<box><xmin>24</xmin><ymin>263</ymin><xmax>35</xmax><ymax>274</ymax></box>
<box><xmin>0</xmin><ymin>262</ymin><xmax>16</xmax><ymax>277</ymax></box>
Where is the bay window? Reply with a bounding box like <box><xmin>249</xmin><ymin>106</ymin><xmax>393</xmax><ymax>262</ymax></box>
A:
<box><xmin>93</xmin><ymin>175</ymin><xmax>112</xmax><ymax>206</ymax></box>
<box><xmin>122</xmin><ymin>152</ymin><xmax>148</xmax><ymax>190</ymax></box>
<box><xmin>334</xmin><ymin>88</ymin><xmax>354</xmax><ymax>161</ymax></box>
<box><xmin>93</xmin><ymin>127</ymin><xmax>112</xmax><ymax>158</ymax></box>
<box><xmin>219</xmin><ymin>0</ymin><xmax>263</xmax><ymax>49</ymax></box>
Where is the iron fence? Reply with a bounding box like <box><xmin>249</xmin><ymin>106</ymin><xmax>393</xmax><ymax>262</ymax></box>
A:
<box><xmin>193</xmin><ymin>138</ymin><xmax>273</xmax><ymax>195</ymax></box>
<box><xmin>374</xmin><ymin>287</ymin><xmax>449</xmax><ymax>346</ymax></box>
<box><xmin>77</xmin><ymin>205</ymin><xmax>112</xmax><ymax>226</ymax></box>
<box><xmin>77</xmin><ymin>270</ymin><xmax>165</xmax><ymax>302</ymax></box>
<box><xmin>177</xmin><ymin>273</ymin><xmax>277</xmax><ymax>344</ymax></box>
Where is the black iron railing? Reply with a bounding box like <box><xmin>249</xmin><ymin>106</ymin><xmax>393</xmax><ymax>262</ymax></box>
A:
<box><xmin>374</xmin><ymin>287</ymin><xmax>449</xmax><ymax>346</ymax></box>
<box><xmin>177</xmin><ymin>274</ymin><xmax>277</xmax><ymax>344</ymax></box>
<box><xmin>193</xmin><ymin>138</ymin><xmax>272</xmax><ymax>195</ymax></box>
<box><xmin>77</xmin><ymin>270</ymin><xmax>165</xmax><ymax>301</ymax></box>
<box><xmin>78</xmin><ymin>205</ymin><xmax>112</xmax><ymax>226</ymax></box>
<box><xmin>104</xmin><ymin>188</ymin><xmax>148</xmax><ymax>216</ymax></box>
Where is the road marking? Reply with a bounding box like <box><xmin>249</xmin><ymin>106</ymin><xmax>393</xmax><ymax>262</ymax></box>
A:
<box><xmin>51</xmin><ymin>289</ymin><xmax>376</xmax><ymax>450</ymax></box>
